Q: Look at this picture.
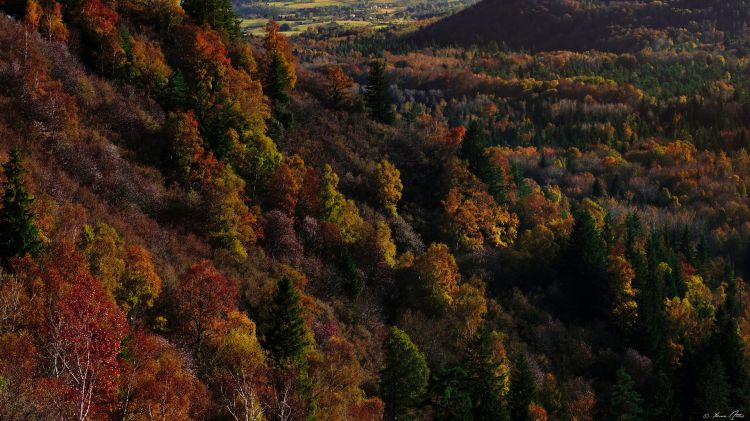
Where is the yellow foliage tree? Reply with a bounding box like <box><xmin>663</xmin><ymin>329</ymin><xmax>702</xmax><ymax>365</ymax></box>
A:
<box><xmin>374</xmin><ymin>160</ymin><xmax>403</xmax><ymax>217</ymax></box>
<box><xmin>414</xmin><ymin>243</ymin><xmax>461</xmax><ymax>310</ymax></box>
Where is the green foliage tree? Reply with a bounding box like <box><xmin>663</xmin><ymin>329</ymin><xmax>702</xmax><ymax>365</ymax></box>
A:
<box><xmin>364</xmin><ymin>60</ymin><xmax>395</xmax><ymax>124</ymax></box>
<box><xmin>431</xmin><ymin>367</ymin><xmax>474</xmax><ymax>421</ymax></box>
<box><xmin>714</xmin><ymin>279</ymin><xmax>750</xmax><ymax>408</ymax></box>
<box><xmin>565</xmin><ymin>208</ymin><xmax>609</xmax><ymax>317</ymax></box>
<box><xmin>182</xmin><ymin>0</ymin><xmax>240</xmax><ymax>39</ymax></box>
<box><xmin>693</xmin><ymin>357</ymin><xmax>730</xmax><ymax>416</ymax></box>
<box><xmin>610</xmin><ymin>368</ymin><xmax>644</xmax><ymax>421</ymax></box>
<box><xmin>0</xmin><ymin>148</ymin><xmax>42</xmax><ymax>263</ymax></box>
<box><xmin>465</xmin><ymin>327</ymin><xmax>510</xmax><ymax>420</ymax></box>
<box><xmin>460</xmin><ymin>121</ymin><xmax>488</xmax><ymax>174</ymax></box>
<box><xmin>261</xmin><ymin>21</ymin><xmax>296</xmax><ymax>107</ymax></box>
<box><xmin>381</xmin><ymin>327</ymin><xmax>429</xmax><ymax>420</ymax></box>
<box><xmin>264</xmin><ymin>277</ymin><xmax>309</xmax><ymax>368</ymax></box>
<box><xmin>165</xmin><ymin>70</ymin><xmax>189</xmax><ymax>110</ymax></box>
<box><xmin>508</xmin><ymin>353</ymin><xmax>535</xmax><ymax>421</ymax></box>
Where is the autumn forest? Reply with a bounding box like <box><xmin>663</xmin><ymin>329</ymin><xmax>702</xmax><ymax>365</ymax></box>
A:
<box><xmin>0</xmin><ymin>0</ymin><xmax>749</xmax><ymax>420</ymax></box>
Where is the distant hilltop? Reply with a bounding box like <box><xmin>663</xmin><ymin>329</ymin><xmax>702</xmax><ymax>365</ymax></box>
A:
<box><xmin>410</xmin><ymin>0</ymin><xmax>750</xmax><ymax>52</ymax></box>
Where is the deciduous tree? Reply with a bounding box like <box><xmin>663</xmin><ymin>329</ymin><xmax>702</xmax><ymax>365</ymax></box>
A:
<box><xmin>414</xmin><ymin>243</ymin><xmax>461</xmax><ymax>311</ymax></box>
<box><xmin>173</xmin><ymin>260</ymin><xmax>238</xmax><ymax>353</ymax></box>
<box><xmin>374</xmin><ymin>160</ymin><xmax>403</xmax><ymax>217</ymax></box>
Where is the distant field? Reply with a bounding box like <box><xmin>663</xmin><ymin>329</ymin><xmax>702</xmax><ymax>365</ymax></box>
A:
<box><xmin>235</xmin><ymin>0</ymin><xmax>477</xmax><ymax>37</ymax></box>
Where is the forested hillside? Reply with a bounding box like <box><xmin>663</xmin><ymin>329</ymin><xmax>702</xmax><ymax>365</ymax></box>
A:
<box><xmin>412</xmin><ymin>0</ymin><xmax>750</xmax><ymax>52</ymax></box>
<box><xmin>0</xmin><ymin>0</ymin><xmax>748</xmax><ymax>420</ymax></box>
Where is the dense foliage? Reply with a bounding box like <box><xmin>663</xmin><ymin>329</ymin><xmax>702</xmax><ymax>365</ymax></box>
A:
<box><xmin>0</xmin><ymin>0</ymin><xmax>749</xmax><ymax>420</ymax></box>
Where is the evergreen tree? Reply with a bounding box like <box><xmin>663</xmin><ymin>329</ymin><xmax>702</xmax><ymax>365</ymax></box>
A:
<box><xmin>510</xmin><ymin>163</ymin><xmax>532</xmax><ymax>198</ymax></box>
<box><xmin>624</xmin><ymin>212</ymin><xmax>643</xmax><ymax>259</ymax></box>
<box><xmin>265</xmin><ymin>48</ymin><xmax>293</xmax><ymax>105</ymax></box>
<box><xmin>650</xmin><ymin>369</ymin><xmax>679</xmax><ymax>421</ymax></box>
<box><xmin>263</xmin><ymin>277</ymin><xmax>309</xmax><ymax>368</ymax></box>
<box><xmin>610</xmin><ymin>368</ymin><xmax>644</xmax><ymax>421</ymax></box>
<box><xmin>182</xmin><ymin>0</ymin><xmax>240</xmax><ymax>39</ymax></box>
<box><xmin>364</xmin><ymin>60</ymin><xmax>395</xmax><ymax>125</ymax></box>
<box><xmin>0</xmin><ymin>148</ymin><xmax>42</xmax><ymax>264</ymax></box>
<box><xmin>465</xmin><ymin>327</ymin><xmax>510</xmax><ymax>420</ymax></box>
<box><xmin>565</xmin><ymin>208</ymin><xmax>609</xmax><ymax>317</ymax></box>
<box><xmin>165</xmin><ymin>70</ymin><xmax>189</xmax><ymax>110</ymax></box>
<box><xmin>693</xmin><ymin>357</ymin><xmax>730</xmax><ymax>416</ymax></box>
<box><xmin>508</xmin><ymin>353</ymin><xmax>535</xmax><ymax>421</ymax></box>
<box><xmin>460</xmin><ymin>121</ymin><xmax>488</xmax><ymax>174</ymax></box>
<box><xmin>381</xmin><ymin>327</ymin><xmax>429</xmax><ymax>420</ymax></box>
<box><xmin>430</xmin><ymin>367</ymin><xmax>474</xmax><ymax>421</ymax></box>
<box><xmin>261</xmin><ymin>21</ymin><xmax>296</xmax><ymax>107</ymax></box>
<box><xmin>713</xmin><ymin>280</ymin><xmax>750</xmax><ymax>408</ymax></box>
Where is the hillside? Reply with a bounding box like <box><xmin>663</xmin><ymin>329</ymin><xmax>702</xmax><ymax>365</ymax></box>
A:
<box><xmin>411</xmin><ymin>0</ymin><xmax>750</xmax><ymax>52</ymax></box>
<box><xmin>0</xmin><ymin>0</ymin><xmax>749</xmax><ymax>420</ymax></box>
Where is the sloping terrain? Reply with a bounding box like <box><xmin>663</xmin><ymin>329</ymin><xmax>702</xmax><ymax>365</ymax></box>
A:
<box><xmin>412</xmin><ymin>0</ymin><xmax>750</xmax><ymax>52</ymax></box>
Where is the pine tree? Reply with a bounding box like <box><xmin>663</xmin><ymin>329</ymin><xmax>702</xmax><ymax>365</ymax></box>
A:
<box><xmin>713</xmin><ymin>280</ymin><xmax>750</xmax><ymax>408</ymax></box>
<box><xmin>465</xmin><ymin>327</ymin><xmax>510</xmax><ymax>420</ymax></box>
<box><xmin>460</xmin><ymin>121</ymin><xmax>488</xmax><ymax>174</ymax></box>
<box><xmin>693</xmin><ymin>357</ymin><xmax>730</xmax><ymax>415</ymax></box>
<box><xmin>381</xmin><ymin>327</ymin><xmax>429</xmax><ymax>420</ymax></box>
<box><xmin>261</xmin><ymin>21</ymin><xmax>296</xmax><ymax>106</ymax></box>
<box><xmin>510</xmin><ymin>163</ymin><xmax>531</xmax><ymax>198</ymax></box>
<box><xmin>509</xmin><ymin>353</ymin><xmax>536</xmax><ymax>421</ymax></box>
<box><xmin>430</xmin><ymin>367</ymin><xmax>474</xmax><ymax>421</ymax></box>
<box><xmin>565</xmin><ymin>208</ymin><xmax>609</xmax><ymax>317</ymax></box>
<box><xmin>482</xmin><ymin>164</ymin><xmax>509</xmax><ymax>205</ymax></box>
<box><xmin>364</xmin><ymin>60</ymin><xmax>395</xmax><ymax>125</ymax></box>
<box><xmin>0</xmin><ymin>148</ymin><xmax>42</xmax><ymax>264</ymax></box>
<box><xmin>265</xmin><ymin>48</ymin><xmax>292</xmax><ymax>104</ymax></box>
<box><xmin>610</xmin><ymin>368</ymin><xmax>644</xmax><ymax>421</ymax></box>
<box><xmin>182</xmin><ymin>0</ymin><xmax>240</xmax><ymax>39</ymax></box>
<box><xmin>263</xmin><ymin>277</ymin><xmax>309</xmax><ymax>368</ymax></box>
<box><xmin>165</xmin><ymin>70</ymin><xmax>189</xmax><ymax>110</ymax></box>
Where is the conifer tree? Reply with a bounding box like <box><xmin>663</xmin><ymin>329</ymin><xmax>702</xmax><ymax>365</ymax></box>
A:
<box><xmin>264</xmin><ymin>277</ymin><xmax>309</xmax><ymax>368</ymax></box>
<box><xmin>693</xmin><ymin>357</ymin><xmax>730</xmax><ymax>416</ymax></box>
<box><xmin>460</xmin><ymin>121</ymin><xmax>488</xmax><ymax>174</ymax></box>
<box><xmin>182</xmin><ymin>0</ymin><xmax>240</xmax><ymax>39</ymax></box>
<box><xmin>0</xmin><ymin>148</ymin><xmax>42</xmax><ymax>263</ymax></box>
<box><xmin>465</xmin><ymin>327</ymin><xmax>510</xmax><ymax>420</ymax></box>
<box><xmin>364</xmin><ymin>60</ymin><xmax>395</xmax><ymax>125</ymax></box>
<box><xmin>165</xmin><ymin>70</ymin><xmax>189</xmax><ymax>110</ymax></box>
<box><xmin>261</xmin><ymin>20</ymin><xmax>296</xmax><ymax>106</ymax></box>
<box><xmin>565</xmin><ymin>208</ymin><xmax>609</xmax><ymax>317</ymax></box>
<box><xmin>509</xmin><ymin>353</ymin><xmax>536</xmax><ymax>421</ymax></box>
<box><xmin>610</xmin><ymin>368</ymin><xmax>644</xmax><ymax>421</ymax></box>
<box><xmin>381</xmin><ymin>327</ymin><xmax>429</xmax><ymax>420</ymax></box>
<box><xmin>479</xmin><ymin>157</ymin><xmax>509</xmax><ymax>205</ymax></box>
<box><xmin>713</xmin><ymin>286</ymin><xmax>750</xmax><ymax>409</ymax></box>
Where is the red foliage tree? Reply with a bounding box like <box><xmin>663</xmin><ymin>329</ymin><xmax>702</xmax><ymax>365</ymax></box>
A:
<box><xmin>173</xmin><ymin>260</ymin><xmax>238</xmax><ymax>352</ymax></box>
<box><xmin>42</xmin><ymin>244</ymin><xmax>128</xmax><ymax>420</ymax></box>
<box><xmin>119</xmin><ymin>330</ymin><xmax>209</xmax><ymax>420</ymax></box>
